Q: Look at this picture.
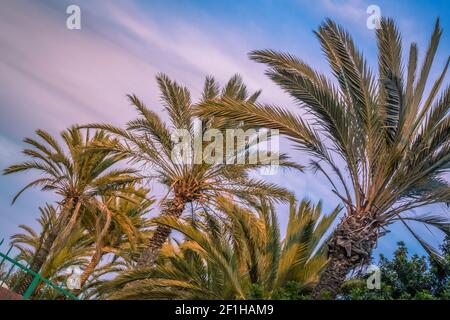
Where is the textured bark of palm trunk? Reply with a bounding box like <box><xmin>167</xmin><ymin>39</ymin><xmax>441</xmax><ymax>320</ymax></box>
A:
<box><xmin>52</xmin><ymin>201</ymin><xmax>81</xmax><ymax>254</ymax></box>
<box><xmin>16</xmin><ymin>202</ymin><xmax>74</xmax><ymax>296</ymax></box>
<box><xmin>15</xmin><ymin>226</ymin><xmax>60</xmax><ymax>295</ymax></box>
<box><xmin>70</xmin><ymin>250</ymin><xmax>103</xmax><ymax>297</ymax></box>
<box><xmin>312</xmin><ymin>213</ymin><xmax>380</xmax><ymax>299</ymax></box>
<box><xmin>136</xmin><ymin>197</ymin><xmax>186</xmax><ymax>268</ymax></box>
<box><xmin>80</xmin><ymin>251</ymin><xmax>103</xmax><ymax>287</ymax></box>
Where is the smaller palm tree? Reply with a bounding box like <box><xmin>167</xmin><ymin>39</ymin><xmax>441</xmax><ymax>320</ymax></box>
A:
<box><xmin>3</xmin><ymin>127</ymin><xmax>139</xmax><ymax>294</ymax></box>
<box><xmin>96</xmin><ymin>197</ymin><xmax>340</xmax><ymax>299</ymax></box>
<box><xmin>10</xmin><ymin>205</ymin><xmax>92</xmax><ymax>299</ymax></box>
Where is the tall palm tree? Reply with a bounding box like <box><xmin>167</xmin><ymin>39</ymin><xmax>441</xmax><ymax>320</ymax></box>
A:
<box><xmin>85</xmin><ymin>74</ymin><xmax>301</xmax><ymax>268</ymax></box>
<box><xmin>196</xmin><ymin>18</ymin><xmax>450</xmax><ymax>297</ymax></box>
<box><xmin>3</xmin><ymin>127</ymin><xmax>139</xmax><ymax>294</ymax></box>
<box><xmin>96</xmin><ymin>197</ymin><xmax>340</xmax><ymax>299</ymax></box>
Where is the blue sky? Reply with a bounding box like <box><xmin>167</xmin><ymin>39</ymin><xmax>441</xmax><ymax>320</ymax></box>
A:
<box><xmin>0</xmin><ymin>0</ymin><xmax>449</xmax><ymax>259</ymax></box>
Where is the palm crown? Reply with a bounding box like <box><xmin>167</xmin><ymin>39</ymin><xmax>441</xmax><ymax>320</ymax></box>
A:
<box><xmin>85</xmin><ymin>73</ymin><xmax>301</xmax><ymax>268</ymax></box>
<box><xmin>96</xmin><ymin>196</ymin><xmax>340</xmax><ymax>299</ymax></box>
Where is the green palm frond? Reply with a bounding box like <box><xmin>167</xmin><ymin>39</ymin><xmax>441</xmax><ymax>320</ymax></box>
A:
<box><xmin>100</xmin><ymin>196</ymin><xmax>338</xmax><ymax>299</ymax></box>
<box><xmin>195</xmin><ymin>18</ymin><xmax>450</xmax><ymax>263</ymax></box>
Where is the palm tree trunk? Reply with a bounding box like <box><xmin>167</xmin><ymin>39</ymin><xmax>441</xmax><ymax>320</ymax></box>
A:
<box><xmin>73</xmin><ymin>202</ymin><xmax>112</xmax><ymax>296</ymax></box>
<box><xmin>15</xmin><ymin>200</ymin><xmax>78</xmax><ymax>296</ymax></box>
<box><xmin>15</xmin><ymin>223</ymin><xmax>61</xmax><ymax>295</ymax></box>
<box><xmin>79</xmin><ymin>202</ymin><xmax>112</xmax><ymax>286</ymax></box>
<box><xmin>136</xmin><ymin>196</ymin><xmax>186</xmax><ymax>268</ymax></box>
<box><xmin>71</xmin><ymin>250</ymin><xmax>104</xmax><ymax>298</ymax></box>
<box><xmin>80</xmin><ymin>250</ymin><xmax>103</xmax><ymax>288</ymax></box>
<box><xmin>312</xmin><ymin>213</ymin><xmax>381</xmax><ymax>299</ymax></box>
<box><xmin>52</xmin><ymin>200</ymin><xmax>82</xmax><ymax>253</ymax></box>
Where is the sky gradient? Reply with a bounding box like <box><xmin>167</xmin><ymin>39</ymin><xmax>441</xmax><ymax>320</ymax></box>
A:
<box><xmin>1</xmin><ymin>0</ymin><xmax>449</xmax><ymax>258</ymax></box>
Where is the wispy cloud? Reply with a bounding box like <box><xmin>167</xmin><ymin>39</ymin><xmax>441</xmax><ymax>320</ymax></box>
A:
<box><xmin>320</xmin><ymin>0</ymin><xmax>367</xmax><ymax>22</ymax></box>
<box><xmin>0</xmin><ymin>134</ymin><xmax>22</xmax><ymax>167</ymax></box>
<box><xmin>0</xmin><ymin>0</ymin><xmax>318</xmax><ymax>240</ymax></box>
<box><xmin>0</xmin><ymin>0</ymin><xmax>447</xmax><ymax>255</ymax></box>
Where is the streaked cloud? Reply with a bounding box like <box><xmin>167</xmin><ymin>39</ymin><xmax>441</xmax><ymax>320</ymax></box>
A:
<box><xmin>0</xmin><ymin>134</ymin><xmax>22</xmax><ymax>166</ymax></box>
<box><xmin>0</xmin><ymin>0</ymin><xmax>448</xmax><ymax>256</ymax></box>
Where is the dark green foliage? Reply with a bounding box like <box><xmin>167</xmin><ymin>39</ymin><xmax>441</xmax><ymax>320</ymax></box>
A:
<box><xmin>248</xmin><ymin>284</ymin><xmax>264</xmax><ymax>300</ymax></box>
<box><xmin>271</xmin><ymin>281</ymin><xmax>310</xmax><ymax>300</ymax></box>
<box><xmin>342</xmin><ymin>239</ymin><xmax>450</xmax><ymax>300</ymax></box>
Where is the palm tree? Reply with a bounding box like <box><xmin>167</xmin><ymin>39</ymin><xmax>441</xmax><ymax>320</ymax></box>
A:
<box><xmin>96</xmin><ymin>196</ymin><xmax>340</xmax><ymax>299</ymax></box>
<box><xmin>85</xmin><ymin>74</ymin><xmax>301</xmax><ymax>268</ymax></box>
<box><xmin>10</xmin><ymin>205</ymin><xmax>92</xmax><ymax>299</ymax></box>
<box><xmin>196</xmin><ymin>18</ymin><xmax>450</xmax><ymax>297</ymax></box>
<box><xmin>3</xmin><ymin>127</ymin><xmax>139</xmax><ymax>294</ymax></box>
